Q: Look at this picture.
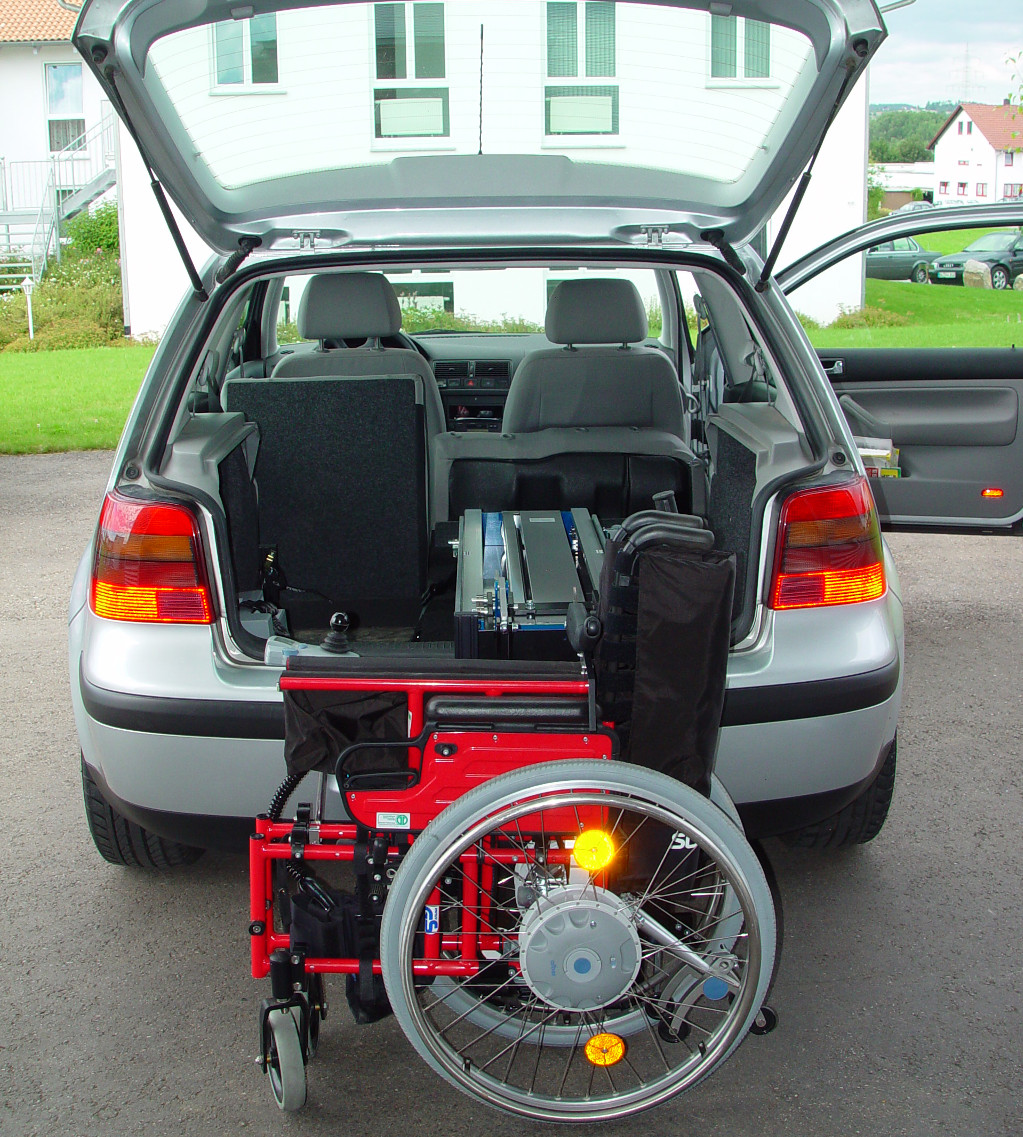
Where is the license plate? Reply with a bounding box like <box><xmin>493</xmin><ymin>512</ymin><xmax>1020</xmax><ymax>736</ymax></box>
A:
<box><xmin>936</xmin><ymin>271</ymin><xmax>957</xmax><ymax>278</ymax></box>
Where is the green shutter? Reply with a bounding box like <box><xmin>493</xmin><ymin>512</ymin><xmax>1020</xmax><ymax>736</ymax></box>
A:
<box><xmin>710</xmin><ymin>14</ymin><xmax>737</xmax><ymax>80</ymax></box>
<box><xmin>214</xmin><ymin>22</ymin><xmax>244</xmax><ymax>84</ymax></box>
<box><xmin>414</xmin><ymin>4</ymin><xmax>445</xmax><ymax>79</ymax></box>
<box><xmin>547</xmin><ymin>3</ymin><xmax>578</xmax><ymax>78</ymax></box>
<box><xmin>250</xmin><ymin>14</ymin><xmax>279</xmax><ymax>84</ymax></box>
<box><xmin>585</xmin><ymin>2</ymin><xmax>615</xmax><ymax>77</ymax></box>
<box><xmin>375</xmin><ymin>4</ymin><xmax>407</xmax><ymax>80</ymax></box>
<box><xmin>744</xmin><ymin>19</ymin><xmax>770</xmax><ymax>79</ymax></box>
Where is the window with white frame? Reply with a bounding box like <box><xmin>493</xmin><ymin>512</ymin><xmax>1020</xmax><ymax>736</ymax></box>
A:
<box><xmin>45</xmin><ymin>63</ymin><xmax>85</xmax><ymax>151</ymax></box>
<box><xmin>213</xmin><ymin>14</ymin><xmax>279</xmax><ymax>86</ymax></box>
<box><xmin>374</xmin><ymin>3</ymin><xmax>449</xmax><ymax>138</ymax></box>
<box><xmin>545</xmin><ymin>2</ymin><xmax>618</xmax><ymax>136</ymax></box>
<box><xmin>710</xmin><ymin>15</ymin><xmax>770</xmax><ymax>81</ymax></box>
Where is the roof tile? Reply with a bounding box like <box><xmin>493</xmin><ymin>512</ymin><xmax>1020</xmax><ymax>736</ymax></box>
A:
<box><xmin>0</xmin><ymin>0</ymin><xmax>77</xmax><ymax>44</ymax></box>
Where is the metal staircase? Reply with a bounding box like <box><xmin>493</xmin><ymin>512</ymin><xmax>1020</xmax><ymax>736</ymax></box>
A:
<box><xmin>0</xmin><ymin>108</ymin><xmax>118</xmax><ymax>291</ymax></box>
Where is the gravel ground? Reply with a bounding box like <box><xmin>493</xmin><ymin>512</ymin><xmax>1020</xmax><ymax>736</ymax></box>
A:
<box><xmin>0</xmin><ymin>450</ymin><xmax>1021</xmax><ymax>1137</ymax></box>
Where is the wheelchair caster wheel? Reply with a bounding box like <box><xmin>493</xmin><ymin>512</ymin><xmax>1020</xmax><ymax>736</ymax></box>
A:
<box><xmin>265</xmin><ymin>1007</ymin><xmax>307</xmax><ymax>1111</ymax></box>
<box><xmin>749</xmin><ymin>1005</ymin><xmax>778</xmax><ymax>1036</ymax></box>
<box><xmin>307</xmin><ymin>975</ymin><xmax>326</xmax><ymax>1061</ymax></box>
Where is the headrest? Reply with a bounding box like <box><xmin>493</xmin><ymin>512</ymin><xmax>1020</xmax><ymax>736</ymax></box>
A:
<box><xmin>545</xmin><ymin>279</ymin><xmax>648</xmax><ymax>345</ymax></box>
<box><xmin>297</xmin><ymin>272</ymin><xmax>402</xmax><ymax>341</ymax></box>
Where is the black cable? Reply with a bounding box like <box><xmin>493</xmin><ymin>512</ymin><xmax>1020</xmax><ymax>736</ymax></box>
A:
<box><xmin>267</xmin><ymin>770</ymin><xmax>304</xmax><ymax>821</ymax></box>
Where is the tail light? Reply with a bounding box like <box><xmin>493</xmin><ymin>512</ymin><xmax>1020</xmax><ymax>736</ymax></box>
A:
<box><xmin>769</xmin><ymin>477</ymin><xmax>885</xmax><ymax>610</ymax></box>
<box><xmin>90</xmin><ymin>492</ymin><xmax>214</xmax><ymax>624</ymax></box>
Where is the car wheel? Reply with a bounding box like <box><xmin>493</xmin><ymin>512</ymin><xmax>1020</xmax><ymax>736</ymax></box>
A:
<box><xmin>81</xmin><ymin>756</ymin><xmax>204</xmax><ymax>869</ymax></box>
<box><xmin>991</xmin><ymin>265</ymin><xmax>1010</xmax><ymax>290</ymax></box>
<box><xmin>911</xmin><ymin>264</ymin><xmax>928</xmax><ymax>284</ymax></box>
<box><xmin>779</xmin><ymin>736</ymin><xmax>897</xmax><ymax>850</ymax></box>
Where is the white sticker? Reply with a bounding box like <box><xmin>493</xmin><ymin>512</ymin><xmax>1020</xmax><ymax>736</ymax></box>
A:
<box><xmin>669</xmin><ymin>831</ymin><xmax>699</xmax><ymax>852</ymax></box>
<box><xmin>376</xmin><ymin>811</ymin><xmax>411</xmax><ymax>829</ymax></box>
<box><xmin>424</xmin><ymin>905</ymin><xmax>440</xmax><ymax>935</ymax></box>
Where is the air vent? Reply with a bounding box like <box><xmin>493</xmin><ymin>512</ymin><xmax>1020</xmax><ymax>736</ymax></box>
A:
<box><xmin>434</xmin><ymin>361</ymin><xmax>470</xmax><ymax>381</ymax></box>
<box><xmin>474</xmin><ymin>361</ymin><xmax>511</xmax><ymax>380</ymax></box>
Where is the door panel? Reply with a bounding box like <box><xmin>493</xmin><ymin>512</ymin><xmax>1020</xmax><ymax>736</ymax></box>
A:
<box><xmin>820</xmin><ymin>348</ymin><xmax>1023</xmax><ymax>531</ymax></box>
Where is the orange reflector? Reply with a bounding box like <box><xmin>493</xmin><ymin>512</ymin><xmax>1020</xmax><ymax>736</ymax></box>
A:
<box><xmin>982</xmin><ymin>488</ymin><xmax>1004</xmax><ymax>498</ymax></box>
<box><xmin>584</xmin><ymin>1033</ymin><xmax>625</xmax><ymax>1068</ymax></box>
<box><xmin>573</xmin><ymin>830</ymin><xmax>616</xmax><ymax>873</ymax></box>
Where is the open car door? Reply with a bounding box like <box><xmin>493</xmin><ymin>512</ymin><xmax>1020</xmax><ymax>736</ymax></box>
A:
<box><xmin>779</xmin><ymin>204</ymin><xmax>1023</xmax><ymax>533</ymax></box>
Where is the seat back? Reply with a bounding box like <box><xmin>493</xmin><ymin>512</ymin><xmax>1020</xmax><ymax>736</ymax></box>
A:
<box><xmin>222</xmin><ymin>375</ymin><xmax>427</xmax><ymax>623</ymax></box>
<box><xmin>272</xmin><ymin>272</ymin><xmax>446</xmax><ymax>443</ymax></box>
<box><xmin>502</xmin><ymin>279</ymin><xmax>685</xmax><ymax>436</ymax></box>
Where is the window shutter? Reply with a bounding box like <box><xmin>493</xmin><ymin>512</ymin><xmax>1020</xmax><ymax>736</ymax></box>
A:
<box><xmin>585</xmin><ymin>2</ymin><xmax>615</xmax><ymax>78</ymax></box>
<box><xmin>547</xmin><ymin>2</ymin><xmax>578</xmax><ymax>78</ymax></box>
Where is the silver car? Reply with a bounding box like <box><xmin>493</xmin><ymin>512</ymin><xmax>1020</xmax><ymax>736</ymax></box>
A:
<box><xmin>68</xmin><ymin>0</ymin><xmax>1020</xmax><ymax>871</ymax></box>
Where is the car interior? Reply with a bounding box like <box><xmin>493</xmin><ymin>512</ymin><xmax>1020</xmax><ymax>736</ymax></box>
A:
<box><xmin>160</xmin><ymin>259</ymin><xmax>814</xmax><ymax>662</ymax></box>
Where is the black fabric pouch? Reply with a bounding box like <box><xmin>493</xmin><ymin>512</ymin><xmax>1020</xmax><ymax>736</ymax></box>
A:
<box><xmin>282</xmin><ymin>688</ymin><xmax>408</xmax><ymax>777</ymax></box>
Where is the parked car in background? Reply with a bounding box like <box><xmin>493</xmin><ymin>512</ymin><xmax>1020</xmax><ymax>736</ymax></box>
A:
<box><xmin>866</xmin><ymin>235</ymin><xmax>939</xmax><ymax>282</ymax></box>
<box><xmin>893</xmin><ymin>201</ymin><xmax>935</xmax><ymax>214</ymax></box>
<box><xmin>930</xmin><ymin>230</ymin><xmax>1023</xmax><ymax>289</ymax></box>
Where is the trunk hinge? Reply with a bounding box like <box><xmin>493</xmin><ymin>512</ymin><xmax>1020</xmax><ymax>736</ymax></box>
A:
<box><xmin>755</xmin><ymin>53</ymin><xmax>865</xmax><ymax>293</ymax></box>
<box><xmin>293</xmin><ymin>231</ymin><xmax>321</xmax><ymax>250</ymax></box>
<box><xmin>215</xmin><ymin>237</ymin><xmax>263</xmax><ymax>284</ymax></box>
<box><xmin>641</xmin><ymin>224</ymin><xmax>670</xmax><ymax>247</ymax></box>
<box><xmin>98</xmin><ymin>62</ymin><xmax>209</xmax><ymax>302</ymax></box>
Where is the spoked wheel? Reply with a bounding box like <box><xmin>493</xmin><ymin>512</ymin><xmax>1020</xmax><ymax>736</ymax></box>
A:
<box><xmin>265</xmin><ymin>1007</ymin><xmax>307</xmax><ymax>1111</ymax></box>
<box><xmin>380</xmin><ymin>760</ymin><xmax>776</xmax><ymax>1122</ymax></box>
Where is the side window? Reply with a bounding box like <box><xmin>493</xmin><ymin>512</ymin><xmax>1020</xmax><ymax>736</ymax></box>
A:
<box><xmin>45</xmin><ymin>63</ymin><xmax>85</xmax><ymax>151</ymax></box>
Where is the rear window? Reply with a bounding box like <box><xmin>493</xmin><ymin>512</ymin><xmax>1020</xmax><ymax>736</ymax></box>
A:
<box><xmin>146</xmin><ymin>1</ymin><xmax>814</xmax><ymax>191</ymax></box>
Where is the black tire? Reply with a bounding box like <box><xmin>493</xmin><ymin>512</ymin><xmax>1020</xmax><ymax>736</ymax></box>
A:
<box><xmin>991</xmin><ymin>265</ymin><xmax>1010</xmax><ymax>290</ymax></box>
<box><xmin>779</xmin><ymin>736</ymin><xmax>897</xmax><ymax>850</ymax></box>
<box><xmin>81</xmin><ymin>756</ymin><xmax>204</xmax><ymax>869</ymax></box>
<box><xmin>911</xmin><ymin>263</ymin><xmax>928</xmax><ymax>284</ymax></box>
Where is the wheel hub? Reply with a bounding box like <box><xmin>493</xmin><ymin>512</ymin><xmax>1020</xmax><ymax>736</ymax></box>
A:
<box><xmin>517</xmin><ymin>885</ymin><xmax>642</xmax><ymax>1011</ymax></box>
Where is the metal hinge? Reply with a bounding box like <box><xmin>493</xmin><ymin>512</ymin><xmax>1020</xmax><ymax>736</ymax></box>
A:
<box><xmin>641</xmin><ymin>225</ymin><xmax>670</xmax><ymax>247</ymax></box>
<box><xmin>293</xmin><ymin>230</ymin><xmax>321</xmax><ymax>250</ymax></box>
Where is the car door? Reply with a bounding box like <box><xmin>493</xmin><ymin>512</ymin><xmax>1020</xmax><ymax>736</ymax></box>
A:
<box><xmin>779</xmin><ymin>206</ymin><xmax>1023</xmax><ymax>533</ymax></box>
<box><xmin>866</xmin><ymin>241</ymin><xmax>895</xmax><ymax>279</ymax></box>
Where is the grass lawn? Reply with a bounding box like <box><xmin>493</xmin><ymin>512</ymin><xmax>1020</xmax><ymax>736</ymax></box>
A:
<box><xmin>805</xmin><ymin>278</ymin><xmax>1023</xmax><ymax>350</ymax></box>
<box><xmin>0</xmin><ymin>344</ymin><xmax>156</xmax><ymax>453</ymax></box>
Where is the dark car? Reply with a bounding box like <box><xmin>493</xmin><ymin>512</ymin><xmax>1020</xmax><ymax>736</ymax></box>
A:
<box><xmin>866</xmin><ymin>235</ymin><xmax>939</xmax><ymax>283</ymax></box>
<box><xmin>930</xmin><ymin>231</ymin><xmax>1023</xmax><ymax>289</ymax></box>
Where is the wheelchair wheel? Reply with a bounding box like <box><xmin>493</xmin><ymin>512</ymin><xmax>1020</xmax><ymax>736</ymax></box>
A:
<box><xmin>265</xmin><ymin>1007</ymin><xmax>307</xmax><ymax>1111</ymax></box>
<box><xmin>380</xmin><ymin>760</ymin><xmax>775</xmax><ymax>1122</ymax></box>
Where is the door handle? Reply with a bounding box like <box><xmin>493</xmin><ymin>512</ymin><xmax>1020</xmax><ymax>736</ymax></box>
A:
<box><xmin>820</xmin><ymin>358</ymin><xmax>844</xmax><ymax>378</ymax></box>
<box><xmin>839</xmin><ymin>394</ymin><xmax>891</xmax><ymax>437</ymax></box>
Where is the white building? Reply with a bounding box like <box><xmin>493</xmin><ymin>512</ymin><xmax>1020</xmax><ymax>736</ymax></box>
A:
<box><xmin>2</xmin><ymin>2</ymin><xmax>871</xmax><ymax>332</ymax></box>
<box><xmin>928</xmin><ymin>101</ymin><xmax>1023</xmax><ymax>204</ymax></box>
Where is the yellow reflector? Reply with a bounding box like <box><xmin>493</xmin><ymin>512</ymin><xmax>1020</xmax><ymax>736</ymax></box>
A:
<box><xmin>982</xmin><ymin>487</ymin><xmax>1004</xmax><ymax>498</ymax></box>
<box><xmin>573</xmin><ymin>829</ymin><xmax>615</xmax><ymax>873</ymax></box>
<box><xmin>585</xmin><ymin>1033</ymin><xmax>625</xmax><ymax>1067</ymax></box>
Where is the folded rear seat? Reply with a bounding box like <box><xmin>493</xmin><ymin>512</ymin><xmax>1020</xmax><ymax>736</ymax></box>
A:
<box><xmin>222</xmin><ymin>374</ymin><xmax>428</xmax><ymax>624</ymax></box>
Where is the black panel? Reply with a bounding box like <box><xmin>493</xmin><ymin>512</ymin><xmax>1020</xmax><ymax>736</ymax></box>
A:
<box><xmin>218</xmin><ymin>444</ymin><xmax>261</xmax><ymax>593</ymax></box>
<box><xmin>448</xmin><ymin>454</ymin><xmax>690</xmax><ymax>517</ymax></box>
<box><xmin>707</xmin><ymin>431</ymin><xmax>756</xmax><ymax>621</ymax></box>
<box><xmin>226</xmin><ymin>378</ymin><xmax>427</xmax><ymax>620</ymax></box>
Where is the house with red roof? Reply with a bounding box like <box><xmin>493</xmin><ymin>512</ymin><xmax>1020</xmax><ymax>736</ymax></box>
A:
<box><xmin>928</xmin><ymin>102</ymin><xmax>1023</xmax><ymax>204</ymax></box>
<box><xmin>0</xmin><ymin>0</ymin><xmax>116</xmax><ymax>286</ymax></box>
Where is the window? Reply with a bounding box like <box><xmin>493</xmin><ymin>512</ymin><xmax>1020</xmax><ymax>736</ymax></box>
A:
<box><xmin>214</xmin><ymin>14</ymin><xmax>278</xmax><ymax>86</ymax></box>
<box><xmin>977</xmin><ymin>183</ymin><xmax>987</xmax><ymax>197</ymax></box>
<box><xmin>545</xmin><ymin>2</ymin><xmax>618</xmax><ymax>135</ymax></box>
<box><xmin>939</xmin><ymin>181</ymin><xmax>949</xmax><ymax>194</ymax></box>
<box><xmin>710</xmin><ymin>15</ymin><xmax>770</xmax><ymax>80</ymax></box>
<box><xmin>967</xmin><ymin>121</ymin><xmax>973</xmax><ymax>135</ymax></box>
<box><xmin>892</xmin><ymin>238</ymin><xmax>914</xmax><ymax>251</ymax></box>
<box><xmin>1004</xmin><ymin>183</ymin><xmax>1023</xmax><ymax>198</ymax></box>
<box><xmin>1006</xmin><ymin>151</ymin><xmax>1015</xmax><ymax>167</ymax></box>
<box><xmin>958</xmin><ymin>121</ymin><xmax>963</xmax><ymax>135</ymax></box>
<box><xmin>45</xmin><ymin>63</ymin><xmax>84</xmax><ymax>151</ymax></box>
<box><xmin>957</xmin><ymin>182</ymin><xmax>967</xmax><ymax>195</ymax></box>
<box><xmin>374</xmin><ymin>3</ymin><xmax>448</xmax><ymax>138</ymax></box>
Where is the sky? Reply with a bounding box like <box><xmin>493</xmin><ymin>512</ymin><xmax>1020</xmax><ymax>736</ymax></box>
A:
<box><xmin>868</xmin><ymin>0</ymin><xmax>1022</xmax><ymax>107</ymax></box>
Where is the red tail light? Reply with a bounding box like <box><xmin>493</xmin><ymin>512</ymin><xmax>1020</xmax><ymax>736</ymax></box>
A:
<box><xmin>769</xmin><ymin>477</ymin><xmax>886</xmax><ymax>610</ymax></box>
<box><xmin>90</xmin><ymin>493</ymin><xmax>214</xmax><ymax>624</ymax></box>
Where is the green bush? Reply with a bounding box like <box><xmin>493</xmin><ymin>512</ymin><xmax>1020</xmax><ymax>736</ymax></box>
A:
<box><xmin>64</xmin><ymin>202</ymin><xmax>120</xmax><ymax>255</ymax></box>
<box><xmin>0</xmin><ymin>247</ymin><xmax>124</xmax><ymax>352</ymax></box>
<box><xmin>831</xmin><ymin>305</ymin><xmax>909</xmax><ymax>329</ymax></box>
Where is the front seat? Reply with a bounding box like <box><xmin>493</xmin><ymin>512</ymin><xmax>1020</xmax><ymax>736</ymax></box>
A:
<box><xmin>501</xmin><ymin>278</ymin><xmax>685</xmax><ymax>436</ymax></box>
<box><xmin>272</xmin><ymin>272</ymin><xmax>445</xmax><ymax>443</ymax></box>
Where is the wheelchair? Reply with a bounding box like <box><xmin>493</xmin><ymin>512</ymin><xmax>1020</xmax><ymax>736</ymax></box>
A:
<box><xmin>249</xmin><ymin>511</ymin><xmax>778</xmax><ymax>1121</ymax></box>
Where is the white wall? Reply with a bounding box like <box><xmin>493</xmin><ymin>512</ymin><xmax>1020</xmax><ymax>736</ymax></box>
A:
<box><xmin>767</xmin><ymin>81</ymin><xmax>868</xmax><ymax>325</ymax></box>
<box><xmin>0</xmin><ymin>43</ymin><xmax>107</xmax><ymax>205</ymax></box>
